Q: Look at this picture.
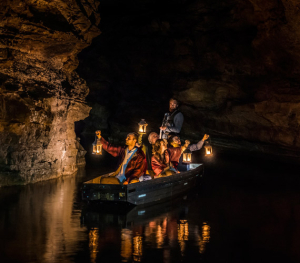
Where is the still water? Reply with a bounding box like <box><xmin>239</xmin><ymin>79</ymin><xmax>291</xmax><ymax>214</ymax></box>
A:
<box><xmin>1</xmin><ymin>153</ymin><xmax>300</xmax><ymax>263</ymax></box>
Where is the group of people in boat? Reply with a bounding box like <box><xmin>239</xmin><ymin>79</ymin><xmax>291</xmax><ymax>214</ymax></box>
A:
<box><xmin>95</xmin><ymin>98</ymin><xmax>209</xmax><ymax>185</ymax></box>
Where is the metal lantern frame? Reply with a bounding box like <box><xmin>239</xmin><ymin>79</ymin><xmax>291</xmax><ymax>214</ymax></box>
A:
<box><xmin>92</xmin><ymin>136</ymin><xmax>103</xmax><ymax>155</ymax></box>
<box><xmin>138</xmin><ymin>119</ymin><xmax>148</xmax><ymax>134</ymax></box>
<box><xmin>204</xmin><ymin>139</ymin><xmax>213</xmax><ymax>156</ymax></box>
<box><xmin>182</xmin><ymin>148</ymin><xmax>192</xmax><ymax>163</ymax></box>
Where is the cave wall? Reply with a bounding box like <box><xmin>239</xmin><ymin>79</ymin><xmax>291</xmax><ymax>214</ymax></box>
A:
<box><xmin>77</xmin><ymin>0</ymin><xmax>300</xmax><ymax>157</ymax></box>
<box><xmin>0</xmin><ymin>0</ymin><xmax>100</xmax><ymax>185</ymax></box>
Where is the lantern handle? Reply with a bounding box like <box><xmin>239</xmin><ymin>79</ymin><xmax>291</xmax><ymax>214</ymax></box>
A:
<box><xmin>95</xmin><ymin>130</ymin><xmax>101</xmax><ymax>139</ymax></box>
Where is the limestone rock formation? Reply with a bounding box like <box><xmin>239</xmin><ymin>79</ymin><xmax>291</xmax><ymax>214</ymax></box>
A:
<box><xmin>78</xmin><ymin>0</ymin><xmax>300</xmax><ymax>159</ymax></box>
<box><xmin>0</xmin><ymin>0</ymin><xmax>100</xmax><ymax>185</ymax></box>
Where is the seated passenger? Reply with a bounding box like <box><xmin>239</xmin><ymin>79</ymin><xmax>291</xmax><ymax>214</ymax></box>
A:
<box><xmin>167</xmin><ymin>135</ymin><xmax>190</xmax><ymax>170</ymax></box>
<box><xmin>148</xmin><ymin>132</ymin><xmax>159</xmax><ymax>145</ymax></box>
<box><xmin>95</xmin><ymin>131</ymin><xmax>147</xmax><ymax>185</ymax></box>
<box><xmin>151</xmin><ymin>139</ymin><xmax>176</xmax><ymax>177</ymax></box>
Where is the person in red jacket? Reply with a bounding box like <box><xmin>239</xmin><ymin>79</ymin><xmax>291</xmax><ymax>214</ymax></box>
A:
<box><xmin>151</xmin><ymin>139</ymin><xmax>176</xmax><ymax>177</ymax></box>
<box><xmin>167</xmin><ymin>135</ymin><xmax>190</xmax><ymax>170</ymax></box>
<box><xmin>96</xmin><ymin>131</ymin><xmax>147</xmax><ymax>185</ymax></box>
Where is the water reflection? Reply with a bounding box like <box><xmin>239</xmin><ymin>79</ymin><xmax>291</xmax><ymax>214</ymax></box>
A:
<box><xmin>84</xmin><ymin>209</ymin><xmax>210</xmax><ymax>263</ymax></box>
<box><xmin>82</xmin><ymin>203</ymin><xmax>211</xmax><ymax>263</ymax></box>
<box><xmin>89</xmin><ymin>228</ymin><xmax>99</xmax><ymax>263</ymax></box>
<box><xmin>178</xmin><ymin>220</ymin><xmax>189</xmax><ymax>255</ymax></box>
<box><xmin>132</xmin><ymin>235</ymin><xmax>143</xmax><ymax>262</ymax></box>
<box><xmin>121</xmin><ymin>229</ymin><xmax>132</xmax><ymax>262</ymax></box>
<box><xmin>0</xmin><ymin>169</ymin><xmax>87</xmax><ymax>263</ymax></box>
<box><xmin>2</xmin><ymin>154</ymin><xmax>300</xmax><ymax>263</ymax></box>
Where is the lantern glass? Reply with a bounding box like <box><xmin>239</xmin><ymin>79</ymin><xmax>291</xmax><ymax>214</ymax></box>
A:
<box><xmin>138</xmin><ymin>119</ymin><xmax>147</xmax><ymax>134</ymax></box>
<box><xmin>96</xmin><ymin>139</ymin><xmax>102</xmax><ymax>155</ymax></box>
<box><xmin>183</xmin><ymin>151</ymin><xmax>192</xmax><ymax>163</ymax></box>
<box><xmin>204</xmin><ymin>144</ymin><xmax>213</xmax><ymax>156</ymax></box>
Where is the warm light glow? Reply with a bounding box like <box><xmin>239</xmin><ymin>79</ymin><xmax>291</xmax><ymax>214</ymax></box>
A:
<box><xmin>156</xmin><ymin>225</ymin><xmax>164</xmax><ymax>248</ymax></box>
<box><xmin>178</xmin><ymin>220</ymin><xmax>189</xmax><ymax>255</ymax></box>
<box><xmin>182</xmin><ymin>152</ymin><xmax>192</xmax><ymax>163</ymax></box>
<box><xmin>133</xmin><ymin>235</ymin><xmax>143</xmax><ymax>262</ymax></box>
<box><xmin>198</xmin><ymin>222</ymin><xmax>211</xmax><ymax>254</ymax></box>
<box><xmin>204</xmin><ymin>141</ymin><xmax>213</xmax><ymax>156</ymax></box>
<box><xmin>92</xmin><ymin>139</ymin><xmax>102</xmax><ymax>155</ymax></box>
<box><xmin>121</xmin><ymin>229</ymin><xmax>132</xmax><ymax>262</ymax></box>
<box><xmin>138</xmin><ymin>119</ymin><xmax>148</xmax><ymax>134</ymax></box>
<box><xmin>89</xmin><ymin>228</ymin><xmax>99</xmax><ymax>263</ymax></box>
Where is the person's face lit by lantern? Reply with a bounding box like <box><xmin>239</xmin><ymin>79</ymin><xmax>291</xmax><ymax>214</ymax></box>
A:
<box><xmin>169</xmin><ymin>99</ymin><xmax>178</xmax><ymax>112</ymax></box>
<box><xmin>171</xmin><ymin>136</ymin><xmax>181</xmax><ymax>147</ymax></box>
<box><xmin>148</xmin><ymin>132</ymin><xmax>159</xmax><ymax>145</ymax></box>
<box><xmin>126</xmin><ymin>134</ymin><xmax>137</xmax><ymax>148</ymax></box>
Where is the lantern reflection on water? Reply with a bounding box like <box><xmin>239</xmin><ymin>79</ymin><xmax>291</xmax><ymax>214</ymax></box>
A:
<box><xmin>138</xmin><ymin>119</ymin><xmax>148</xmax><ymax>134</ymax></box>
<box><xmin>121</xmin><ymin>229</ymin><xmax>132</xmax><ymax>262</ymax></box>
<box><xmin>199</xmin><ymin>222</ymin><xmax>211</xmax><ymax>254</ymax></box>
<box><xmin>133</xmin><ymin>235</ymin><xmax>143</xmax><ymax>262</ymax></box>
<box><xmin>89</xmin><ymin>228</ymin><xmax>99</xmax><ymax>263</ymax></box>
<box><xmin>178</xmin><ymin>220</ymin><xmax>189</xmax><ymax>255</ymax></box>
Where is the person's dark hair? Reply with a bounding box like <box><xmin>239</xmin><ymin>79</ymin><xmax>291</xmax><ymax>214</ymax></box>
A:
<box><xmin>169</xmin><ymin>98</ymin><xmax>179</xmax><ymax>105</ymax></box>
<box><xmin>127</xmin><ymin>132</ymin><xmax>138</xmax><ymax>141</ymax></box>
<box><xmin>167</xmin><ymin>134</ymin><xmax>178</xmax><ymax>145</ymax></box>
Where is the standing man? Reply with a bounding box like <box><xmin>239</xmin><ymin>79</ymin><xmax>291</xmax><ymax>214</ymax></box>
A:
<box><xmin>160</xmin><ymin>98</ymin><xmax>184</xmax><ymax>139</ymax></box>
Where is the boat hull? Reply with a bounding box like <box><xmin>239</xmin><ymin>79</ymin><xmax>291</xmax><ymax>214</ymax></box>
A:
<box><xmin>82</xmin><ymin>163</ymin><xmax>203</xmax><ymax>205</ymax></box>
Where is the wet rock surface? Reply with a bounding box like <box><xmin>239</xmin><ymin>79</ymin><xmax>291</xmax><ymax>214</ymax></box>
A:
<box><xmin>1</xmin><ymin>0</ymin><xmax>300</xmax><ymax>185</ymax></box>
<box><xmin>0</xmin><ymin>0</ymin><xmax>100</xmax><ymax>185</ymax></box>
<box><xmin>78</xmin><ymin>0</ymin><xmax>300</xmax><ymax>159</ymax></box>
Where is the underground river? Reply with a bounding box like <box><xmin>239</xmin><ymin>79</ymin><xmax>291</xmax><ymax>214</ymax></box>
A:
<box><xmin>1</xmin><ymin>151</ymin><xmax>300</xmax><ymax>263</ymax></box>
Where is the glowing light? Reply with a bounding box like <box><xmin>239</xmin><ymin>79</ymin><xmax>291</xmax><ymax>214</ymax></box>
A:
<box><xmin>178</xmin><ymin>220</ymin><xmax>189</xmax><ymax>255</ymax></box>
<box><xmin>204</xmin><ymin>141</ymin><xmax>213</xmax><ymax>156</ymax></box>
<box><xmin>182</xmin><ymin>151</ymin><xmax>192</xmax><ymax>164</ymax></box>
<box><xmin>121</xmin><ymin>229</ymin><xmax>132</xmax><ymax>262</ymax></box>
<box><xmin>138</xmin><ymin>119</ymin><xmax>148</xmax><ymax>134</ymax></box>
<box><xmin>198</xmin><ymin>222</ymin><xmax>211</xmax><ymax>254</ymax></box>
<box><xmin>133</xmin><ymin>235</ymin><xmax>143</xmax><ymax>262</ymax></box>
<box><xmin>92</xmin><ymin>138</ymin><xmax>102</xmax><ymax>155</ymax></box>
<box><xmin>89</xmin><ymin>228</ymin><xmax>99</xmax><ymax>263</ymax></box>
<box><xmin>156</xmin><ymin>225</ymin><xmax>164</xmax><ymax>248</ymax></box>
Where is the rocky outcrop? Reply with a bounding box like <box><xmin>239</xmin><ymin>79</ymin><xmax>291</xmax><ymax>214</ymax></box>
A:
<box><xmin>78</xmin><ymin>0</ymin><xmax>300</xmax><ymax>158</ymax></box>
<box><xmin>0</xmin><ymin>0</ymin><xmax>100</xmax><ymax>185</ymax></box>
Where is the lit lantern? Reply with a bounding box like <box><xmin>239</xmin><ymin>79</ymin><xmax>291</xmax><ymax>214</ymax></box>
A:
<box><xmin>92</xmin><ymin>138</ymin><xmax>102</xmax><ymax>155</ymax></box>
<box><xmin>204</xmin><ymin>141</ymin><xmax>213</xmax><ymax>156</ymax></box>
<box><xmin>182</xmin><ymin>149</ymin><xmax>192</xmax><ymax>163</ymax></box>
<box><xmin>138</xmin><ymin>119</ymin><xmax>148</xmax><ymax>134</ymax></box>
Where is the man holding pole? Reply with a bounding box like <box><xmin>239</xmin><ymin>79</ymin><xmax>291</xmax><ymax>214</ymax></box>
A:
<box><xmin>160</xmin><ymin>98</ymin><xmax>184</xmax><ymax>139</ymax></box>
